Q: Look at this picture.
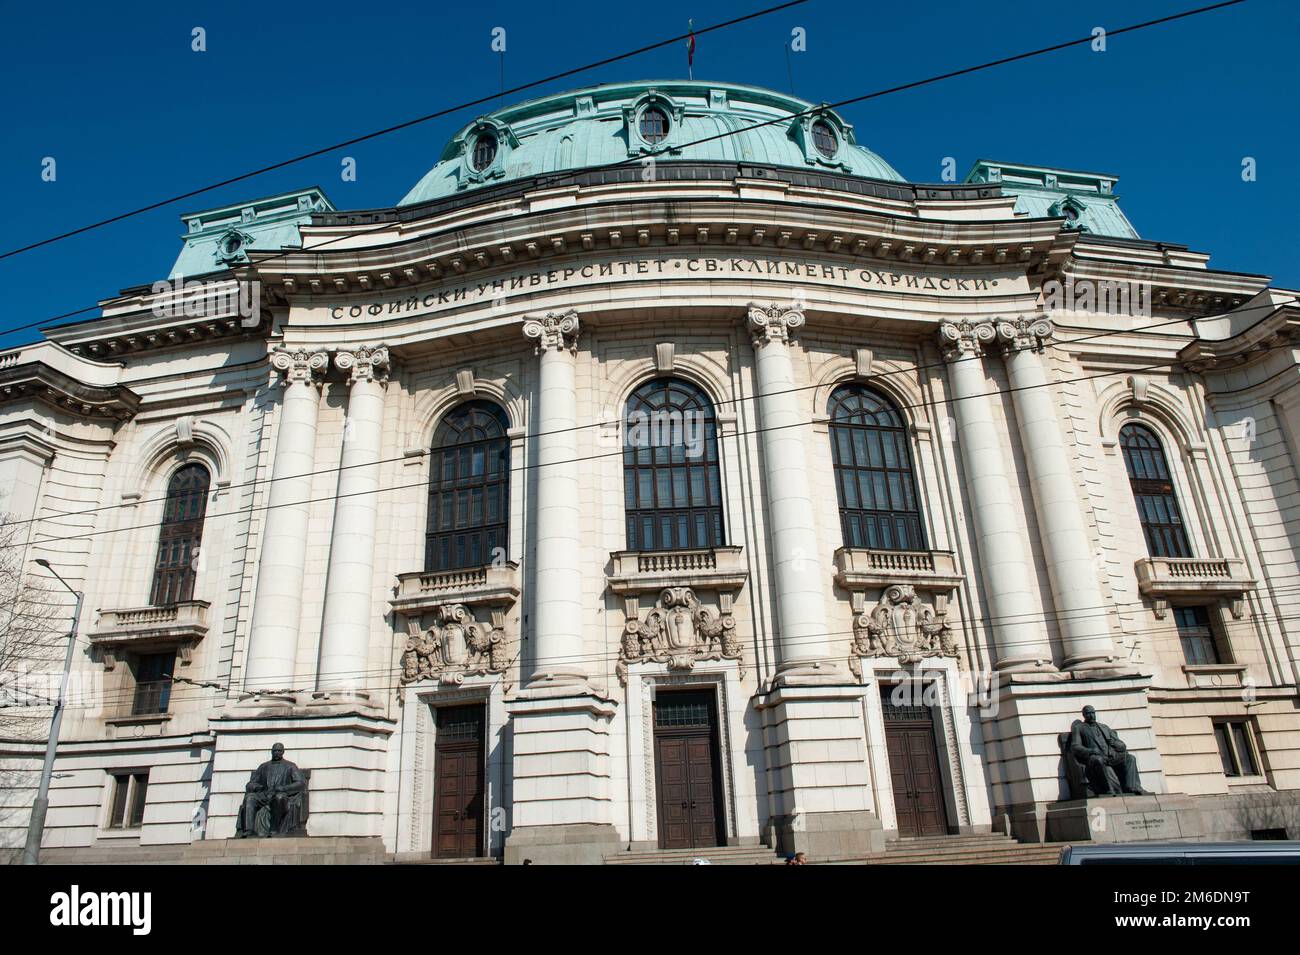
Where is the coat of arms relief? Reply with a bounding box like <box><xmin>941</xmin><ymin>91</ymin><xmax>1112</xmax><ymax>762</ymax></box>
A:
<box><xmin>850</xmin><ymin>584</ymin><xmax>958</xmax><ymax>676</ymax></box>
<box><xmin>618</xmin><ymin>586</ymin><xmax>741</xmax><ymax>683</ymax></box>
<box><xmin>400</xmin><ymin>603</ymin><xmax>509</xmax><ymax>685</ymax></box>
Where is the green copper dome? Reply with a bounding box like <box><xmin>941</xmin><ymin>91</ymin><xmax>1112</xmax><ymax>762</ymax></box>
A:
<box><xmin>398</xmin><ymin>80</ymin><xmax>905</xmax><ymax>206</ymax></box>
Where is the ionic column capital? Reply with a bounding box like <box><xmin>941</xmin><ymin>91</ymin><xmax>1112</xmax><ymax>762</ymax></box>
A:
<box><xmin>270</xmin><ymin>347</ymin><xmax>329</xmax><ymax>385</ymax></box>
<box><xmin>746</xmin><ymin>302</ymin><xmax>805</xmax><ymax>347</ymax></box>
<box><xmin>523</xmin><ymin>310</ymin><xmax>580</xmax><ymax>353</ymax></box>
<box><xmin>937</xmin><ymin>319</ymin><xmax>996</xmax><ymax>361</ymax></box>
<box><xmin>334</xmin><ymin>345</ymin><xmax>390</xmax><ymax>385</ymax></box>
<box><xmin>996</xmin><ymin>316</ymin><xmax>1054</xmax><ymax>354</ymax></box>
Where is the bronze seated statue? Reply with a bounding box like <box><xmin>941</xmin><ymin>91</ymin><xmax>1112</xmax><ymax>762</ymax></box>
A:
<box><xmin>235</xmin><ymin>743</ymin><xmax>309</xmax><ymax>837</ymax></box>
<box><xmin>1059</xmin><ymin>705</ymin><xmax>1152</xmax><ymax>799</ymax></box>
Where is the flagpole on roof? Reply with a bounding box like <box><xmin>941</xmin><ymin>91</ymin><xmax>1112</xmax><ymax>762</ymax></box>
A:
<box><xmin>687</xmin><ymin>19</ymin><xmax>695</xmax><ymax>81</ymax></box>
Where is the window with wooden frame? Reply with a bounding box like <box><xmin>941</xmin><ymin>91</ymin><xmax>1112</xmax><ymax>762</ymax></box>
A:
<box><xmin>106</xmin><ymin>771</ymin><xmax>150</xmax><ymax>829</ymax></box>
<box><xmin>828</xmin><ymin>384</ymin><xmax>927</xmax><ymax>551</ymax></box>
<box><xmin>131</xmin><ymin>651</ymin><xmax>176</xmax><ymax>716</ymax></box>
<box><xmin>1119</xmin><ymin>423</ymin><xmax>1192</xmax><ymax>558</ymax></box>
<box><xmin>150</xmin><ymin>463</ymin><xmax>210</xmax><ymax>605</ymax></box>
<box><xmin>425</xmin><ymin>401</ymin><xmax>510</xmax><ymax>572</ymax></box>
<box><xmin>622</xmin><ymin>377</ymin><xmax>724</xmax><ymax>552</ymax></box>
<box><xmin>1213</xmin><ymin>719</ymin><xmax>1262</xmax><ymax>779</ymax></box>
<box><xmin>1173</xmin><ymin>605</ymin><xmax>1227</xmax><ymax>666</ymax></box>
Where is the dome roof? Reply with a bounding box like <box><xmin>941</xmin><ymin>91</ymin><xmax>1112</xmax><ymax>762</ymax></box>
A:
<box><xmin>398</xmin><ymin>80</ymin><xmax>905</xmax><ymax>206</ymax></box>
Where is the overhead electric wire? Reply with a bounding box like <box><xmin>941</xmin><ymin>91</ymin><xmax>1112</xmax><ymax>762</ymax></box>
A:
<box><xmin>0</xmin><ymin>0</ymin><xmax>1258</xmax><ymax>342</ymax></box>
<box><xmin>14</xmin><ymin>332</ymin><xmax>1299</xmax><ymax>555</ymax></box>
<box><xmin>6</xmin><ymin>296</ymin><xmax>1293</xmax><ymax>543</ymax></box>
<box><xmin>11</xmin><ymin>595</ymin><xmax>1300</xmax><ymax>715</ymax></box>
<box><xmin>0</xmin><ymin>1</ymin><xmax>810</xmax><ymax>263</ymax></box>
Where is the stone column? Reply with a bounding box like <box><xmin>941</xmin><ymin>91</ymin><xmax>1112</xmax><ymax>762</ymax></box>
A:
<box><xmin>505</xmin><ymin>310</ymin><xmax>619</xmax><ymax>864</ymax></box>
<box><xmin>938</xmin><ymin>320</ymin><xmax>1055</xmax><ymax>672</ymax></box>
<box><xmin>316</xmin><ymin>345</ymin><xmax>390</xmax><ymax>696</ymax></box>
<box><xmin>746</xmin><ymin>303</ymin><xmax>834</xmax><ymax>677</ymax></box>
<box><xmin>245</xmin><ymin>347</ymin><xmax>328</xmax><ymax>692</ymax></box>
<box><xmin>996</xmin><ymin>317</ymin><xmax>1116</xmax><ymax>670</ymax></box>
<box><xmin>520</xmin><ymin>310</ymin><xmax>587</xmax><ymax>685</ymax></box>
<box><xmin>747</xmin><ymin>303</ymin><xmax>880</xmax><ymax>861</ymax></box>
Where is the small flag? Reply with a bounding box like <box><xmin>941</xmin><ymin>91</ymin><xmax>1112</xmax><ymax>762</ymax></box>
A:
<box><xmin>687</xmin><ymin>20</ymin><xmax>695</xmax><ymax>78</ymax></box>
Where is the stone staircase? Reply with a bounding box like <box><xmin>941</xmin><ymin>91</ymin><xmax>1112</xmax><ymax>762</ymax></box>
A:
<box><xmin>848</xmin><ymin>834</ymin><xmax>1065</xmax><ymax>865</ymax></box>
<box><xmin>389</xmin><ymin>854</ymin><xmax>500</xmax><ymax>865</ymax></box>
<box><xmin>605</xmin><ymin>844</ymin><xmax>784</xmax><ymax>865</ymax></box>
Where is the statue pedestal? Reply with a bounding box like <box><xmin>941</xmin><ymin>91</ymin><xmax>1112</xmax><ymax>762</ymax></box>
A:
<box><xmin>206</xmin><ymin>704</ymin><xmax>394</xmax><ymax>841</ymax></box>
<box><xmin>183</xmin><ymin>836</ymin><xmax>387</xmax><ymax>864</ymax></box>
<box><xmin>755</xmin><ymin>678</ymin><xmax>885</xmax><ymax>860</ymax></box>
<box><xmin>1043</xmin><ymin>794</ymin><xmax>1200</xmax><ymax>844</ymax></box>
<box><xmin>983</xmin><ymin>671</ymin><xmax>1167</xmax><ymax>841</ymax></box>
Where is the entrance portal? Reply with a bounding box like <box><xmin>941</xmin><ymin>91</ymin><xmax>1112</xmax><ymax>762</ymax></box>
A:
<box><xmin>652</xmin><ymin>689</ymin><xmax>726</xmax><ymax>850</ymax></box>
<box><xmin>881</xmin><ymin>686</ymin><xmax>950</xmax><ymax>837</ymax></box>
<box><xmin>432</xmin><ymin>703</ymin><xmax>486</xmax><ymax>858</ymax></box>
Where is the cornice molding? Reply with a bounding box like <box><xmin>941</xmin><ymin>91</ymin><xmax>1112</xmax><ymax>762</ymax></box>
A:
<box><xmin>1180</xmin><ymin>307</ymin><xmax>1300</xmax><ymax>374</ymax></box>
<box><xmin>0</xmin><ymin>360</ymin><xmax>140</xmax><ymax>420</ymax></box>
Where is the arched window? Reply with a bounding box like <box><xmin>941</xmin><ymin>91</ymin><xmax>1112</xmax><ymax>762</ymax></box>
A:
<box><xmin>623</xmin><ymin>378</ymin><xmax>724</xmax><ymax>552</ymax></box>
<box><xmin>1119</xmin><ymin>423</ymin><xmax>1191</xmax><ymax>558</ymax></box>
<box><xmin>151</xmin><ymin>463</ymin><xmax>210</xmax><ymax>605</ymax></box>
<box><xmin>426</xmin><ymin>401</ymin><xmax>510</xmax><ymax>572</ymax></box>
<box><xmin>828</xmin><ymin>385</ymin><xmax>926</xmax><ymax>551</ymax></box>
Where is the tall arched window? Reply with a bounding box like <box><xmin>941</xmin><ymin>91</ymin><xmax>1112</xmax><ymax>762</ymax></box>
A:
<box><xmin>426</xmin><ymin>401</ymin><xmax>510</xmax><ymax>572</ymax></box>
<box><xmin>151</xmin><ymin>463</ymin><xmax>210</xmax><ymax>605</ymax></box>
<box><xmin>623</xmin><ymin>378</ymin><xmax>724</xmax><ymax>552</ymax></box>
<box><xmin>1119</xmin><ymin>423</ymin><xmax>1191</xmax><ymax>558</ymax></box>
<box><xmin>828</xmin><ymin>385</ymin><xmax>926</xmax><ymax>551</ymax></box>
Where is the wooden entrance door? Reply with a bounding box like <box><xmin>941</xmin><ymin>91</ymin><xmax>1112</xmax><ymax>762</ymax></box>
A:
<box><xmin>653</xmin><ymin>690</ymin><xmax>725</xmax><ymax>850</ymax></box>
<box><xmin>881</xmin><ymin>689</ymin><xmax>950</xmax><ymax>837</ymax></box>
<box><xmin>433</xmin><ymin>704</ymin><xmax>486</xmax><ymax>858</ymax></box>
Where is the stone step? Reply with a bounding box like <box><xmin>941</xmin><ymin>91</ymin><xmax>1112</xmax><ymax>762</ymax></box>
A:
<box><xmin>606</xmin><ymin>845</ymin><xmax>782</xmax><ymax>865</ymax></box>
<box><xmin>823</xmin><ymin>834</ymin><xmax>1066</xmax><ymax>865</ymax></box>
<box><xmin>889</xmin><ymin>835</ymin><xmax>1021</xmax><ymax>849</ymax></box>
<box><xmin>884</xmin><ymin>840</ymin><xmax>1038</xmax><ymax>856</ymax></box>
<box><xmin>866</xmin><ymin>846</ymin><xmax>1065</xmax><ymax>865</ymax></box>
<box><xmin>389</xmin><ymin>855</ymin><xmax>500</xmax><ymax>865</ymax></box>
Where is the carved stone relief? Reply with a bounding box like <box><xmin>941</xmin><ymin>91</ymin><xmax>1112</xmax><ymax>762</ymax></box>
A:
<box><xmin>400</xmin><ymin>603</ymin><xmax>508</xmax><ymax>685</ymax></box>
<box><xmin>850</xmin><ymin>584</ymin><xmax>958</xmax><ymax>674</ymax></box>
<box><xmin>618</xmin><ymin>586</ymin><xmax>741</xmax><ymax>683</ymax></box>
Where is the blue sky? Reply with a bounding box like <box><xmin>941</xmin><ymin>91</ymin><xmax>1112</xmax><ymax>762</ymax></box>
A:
<box><xmin>1</xmin><ymin>0</ymin><xmax>1294</xmax><ymax>347</ymax></box>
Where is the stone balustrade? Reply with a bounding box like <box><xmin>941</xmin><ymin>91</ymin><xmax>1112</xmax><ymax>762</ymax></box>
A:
<box><xmin>607</xmin><ymin>545</ymin><xmax>747</xmax><ymax>596</ymax></box>
<box><xmin>833</xmin><ymin>546</ymin><xmax>963</xmax><ymax>593</ymax></box>
<box><xmin>1135</xmin><ymin>556</ymin><xmax>1256</xmax><ymax>619</ymax></box>
<box><xmin>88</xmin><ymin>599</ymin><xmax>211</xmax><ymax>669</ymax></box>
<box><xmin>391</xmin><ymin>561</ymin><xmax>520</xmax><ymax>616</ymax></box>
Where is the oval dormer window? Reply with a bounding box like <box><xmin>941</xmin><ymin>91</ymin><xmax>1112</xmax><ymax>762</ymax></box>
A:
<box><xmin>1063</xmin><ymin>205</ymin><xmax>1080</xmax><ymax>223</ymax></box>
<box><xmin>220</xmin><ymin>233</ymin><xmax>244</xmax><ymax>258</ymax></box>
<box><xmin>811</xmin><ymin>119</ymin><xmax>838</xmax><ymax>159</ymax></box>
<box><xmin>639</xmin><ymin>106</ymin><xmax>670</xmax><ymax>145</ymax></box>
<box><xmin>471</xmin><ymin>132</ymin><xmax>498</xmax><ymax>172</ymax></box>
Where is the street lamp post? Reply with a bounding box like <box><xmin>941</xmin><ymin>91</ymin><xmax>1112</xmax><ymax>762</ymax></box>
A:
<box><xmin>22</xmin><ymin>559</ymin><xmax>83</xmax><ymax>866</ymax></box>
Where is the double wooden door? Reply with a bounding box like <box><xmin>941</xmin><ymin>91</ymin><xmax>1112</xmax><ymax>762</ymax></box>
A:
<box><xmin>882</xmin><ymin>693</ymin><xmax>950</xmax><ymax>838</ymax></box>
<box><xmin>653</xmin><ymin>690</ymin><xmax>726</xmax><ymax>850</ymax></box>
<box><xmin>433</xmin><ymin>704</ymin><xmax>486</xmax><ymax>858</ymax></box>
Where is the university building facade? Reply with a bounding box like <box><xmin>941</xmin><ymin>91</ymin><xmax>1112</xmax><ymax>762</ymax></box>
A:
<box><xmin>3</xmin><ymin>80</ymin><xmax>1299</xmax><ymax>862</ymax></box>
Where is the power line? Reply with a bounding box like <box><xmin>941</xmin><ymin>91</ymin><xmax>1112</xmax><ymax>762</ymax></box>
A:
<box><xmin>8</xmin><ymin>298</ymin><xmax>1293</xmax><ymax>543</ymax></box>
<box><xmin>0</xmin><ymin>0</ymin><xmax>1257</xmax><ymax>342</ymax></box>
<box><xmin>12</xmin><ymin>596</ymin><xmax>1300</xmax><ymax>715</ymax></box>
<box><xmin>16</xmin><ymin>333</ymin><xmax>1298</xmax><ymax>554</ymax></box>
<box><xmin>0</xmin><ymin>1</ymin><xmax>809</xmax><ymax>263</ymax></box>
